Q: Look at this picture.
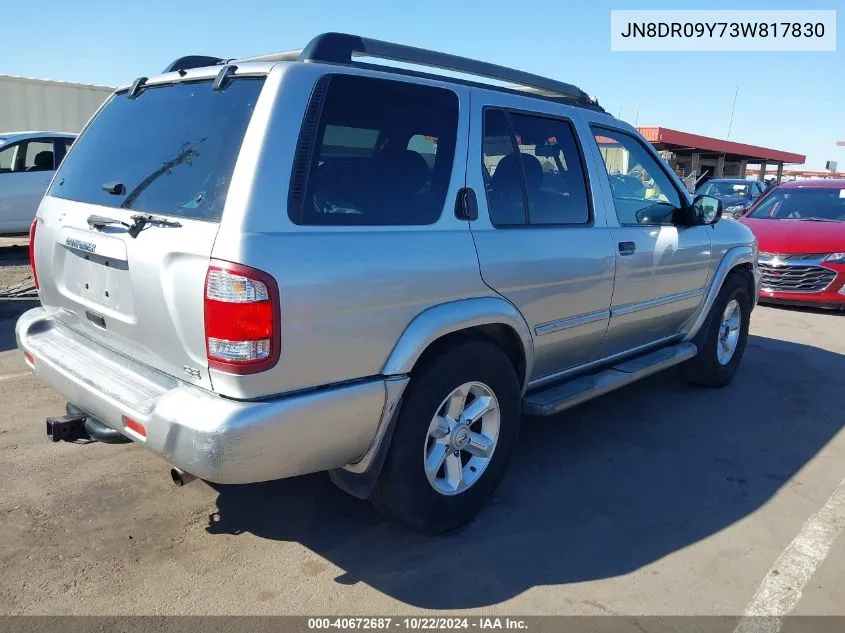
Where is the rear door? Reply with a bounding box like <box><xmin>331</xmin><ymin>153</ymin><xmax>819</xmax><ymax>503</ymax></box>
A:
<box><xmin>34</xmin><ymin>75</ymin><xmax>266</xmax><ymax>390</ymax></box>
<box><xmin>467</xmin><ymin>94</ymin><xmax>616</xmax><ymax>382</ymax></box>
<box><xmin>0</xmin><ymin>139</ymin><xmax>56</xmax><ymax>233</ymax></box>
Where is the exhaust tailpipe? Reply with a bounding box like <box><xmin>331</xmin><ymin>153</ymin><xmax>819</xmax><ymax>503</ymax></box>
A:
<box><xmin>170</xmin><ymin>467</ymin><xmax>197</xmax><ymax>487</ymax></box>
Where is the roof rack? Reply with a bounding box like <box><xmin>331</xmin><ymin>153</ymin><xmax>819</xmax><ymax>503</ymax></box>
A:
<box><xmin>163</xmin><ymin>55</ymin><xmax>225</xmax><ymax>73</ymax></box>
<box><xmin>234</xmin><ymin>32</ymin><xmax>594</xmax><ymax>105</ymax></box>
<box><xmin>162</xmin><ymin>33</ymin><xmax>600</xmax><ymax>108</ymax></box>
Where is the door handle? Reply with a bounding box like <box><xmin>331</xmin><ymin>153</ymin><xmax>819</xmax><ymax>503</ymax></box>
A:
<box><xmin>618</xmin><ymin>241</ymin><xmax>636</xmax><ymax>256</ymax></box>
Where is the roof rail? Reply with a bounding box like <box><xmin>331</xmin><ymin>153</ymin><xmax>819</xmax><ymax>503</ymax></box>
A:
<box><xmin>162</xmin><ymin>55</ymin><xmax>225</xmax><ymax>73</ymax></box>
<box><xmin>233</xmin><ymin>32</ymin><xmax>592</xmax><ymax>104</ymax></box>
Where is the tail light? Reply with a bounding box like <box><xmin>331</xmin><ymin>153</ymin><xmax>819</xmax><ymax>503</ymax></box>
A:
<box><xmin>204</xmin><ymin>260</ymin><xmax>280</xmax><ymax>374</ymax></box>
<box><xmin>29</xmin><ymin>218</ymin><xmax>39</xmax><ymax>290</ymax></box>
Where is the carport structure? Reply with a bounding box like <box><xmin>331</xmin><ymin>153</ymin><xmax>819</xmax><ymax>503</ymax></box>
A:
<box><xmin>637</xmin><ymin>126</ymin><xmax>805</xmax><ymax>190</ymax></box>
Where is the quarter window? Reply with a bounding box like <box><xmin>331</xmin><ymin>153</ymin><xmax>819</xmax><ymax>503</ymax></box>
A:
<box><xmin>592</xmin><ymin>128</ymin><xmax>681</xmax><ymax>225</ymax></box>
<box><xmin>291</xmin><ymin>75</ymin><xmax>459</xmax><ymax>226</ymax></box>
<box><xmin>482</xmin><ymin>109</ymin><xmax>590</xmax><ymax>226</ymax></box>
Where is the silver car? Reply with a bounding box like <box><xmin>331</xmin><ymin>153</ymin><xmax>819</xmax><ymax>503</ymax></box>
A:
<box><xmin>0</xmin><ymin>132</ymin><xmax>75</xmax><ymax>234</ymax></box>
<box><xmin>16</xmin><ymin>34</ymin><xmax>761</xmax><ymax>533</ymax></box>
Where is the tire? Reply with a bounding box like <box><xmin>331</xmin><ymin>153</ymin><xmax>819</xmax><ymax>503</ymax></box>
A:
<box><xmin>681</xmin><ymin>272</ymin><xmax>751</xmax><ymax>388</ymax></box>
<box><xmin>370</xmin><ymin>339</ymin><xmax>521</xmax><ymax>534</ymax></box>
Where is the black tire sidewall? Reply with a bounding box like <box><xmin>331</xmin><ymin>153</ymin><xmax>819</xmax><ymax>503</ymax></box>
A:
<box><xmin>374</xmin><ymin>340</ymin><xmax>521</xmax><ymax>534</ymax></box>
<box><xmin>690</xmin><ymin>274</ymin><xmax>752</xmax><ymax>385</ymax></box>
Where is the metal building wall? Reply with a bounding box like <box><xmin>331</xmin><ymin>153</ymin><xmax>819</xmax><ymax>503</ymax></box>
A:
<box><xmin>0</xmin><ymin>75</ymin><xmax>113</xmax><ymax>133</ymax></box>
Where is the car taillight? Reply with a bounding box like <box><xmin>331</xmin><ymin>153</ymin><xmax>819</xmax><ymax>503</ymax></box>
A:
<box><xmin>29</xmin><ymin>218</ymin><xmax>39</xmax><ymax>290</ymax></box>
<box><xmin>204</xmin><ymin>260</ymin><xmax>280</xmax><ymax>374</ymax></box>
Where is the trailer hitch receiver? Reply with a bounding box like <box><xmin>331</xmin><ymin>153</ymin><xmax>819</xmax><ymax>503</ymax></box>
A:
<box><xmin>46</xmin><ymin>413</ymin><xmax>89</xmax><ymax>442</ymax></box>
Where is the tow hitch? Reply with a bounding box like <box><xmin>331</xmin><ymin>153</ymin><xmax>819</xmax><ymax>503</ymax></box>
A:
<box><xmin>46</xmin><ymin>404</ymin><xmax>132</xmax><ymax>444</ymax></box>
<box><xmin>46</xmin><ymin>413</ymin><xmax>89</xmax><ymax>442</ymax></box>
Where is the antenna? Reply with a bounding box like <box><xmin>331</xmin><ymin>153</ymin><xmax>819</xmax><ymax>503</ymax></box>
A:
<box><xmin>726</xmin><ymin>85</ymin><xmax>739</xmax><ymax>140</ymax></box>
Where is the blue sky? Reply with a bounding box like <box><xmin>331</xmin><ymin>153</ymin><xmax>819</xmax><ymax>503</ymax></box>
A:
<box><xmin>2</xmin><ymin>0</ymin><xmax>841</xmax><ymax>168</ymax></box>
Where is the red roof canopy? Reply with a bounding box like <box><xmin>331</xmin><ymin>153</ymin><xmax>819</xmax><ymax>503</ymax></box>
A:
<box><xmin>637</xmin><ymin>127</ymin><xmax>805</xmax><ymax>164</ymax></box>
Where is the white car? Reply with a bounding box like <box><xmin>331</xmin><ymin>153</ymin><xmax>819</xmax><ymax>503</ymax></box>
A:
<box><xmin>0</xmin><ymin>131</ymin><xmax>75</xmax><ymax>234</ymax></box>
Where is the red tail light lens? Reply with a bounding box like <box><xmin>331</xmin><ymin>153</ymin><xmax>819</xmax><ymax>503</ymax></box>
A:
<box><xmin>29</xmin><ymin>218</ymin><xmax>39</xmax><ymax>290</ymax></box>
<box><xmin>204</xmin><ymin>260</ymin><xmax>280</xmax><ymax>374</ymax></box>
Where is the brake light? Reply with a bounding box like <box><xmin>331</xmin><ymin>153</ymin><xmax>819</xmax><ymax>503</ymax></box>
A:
<box><xmin>204</xmin><ymin>260</ymin><xmax>280</xmax><ymax>374</ymax></box>
<box><xmin>29</xmin><ymin>218</ymin><xmax>39</xmax><ymax>290</ymax></box>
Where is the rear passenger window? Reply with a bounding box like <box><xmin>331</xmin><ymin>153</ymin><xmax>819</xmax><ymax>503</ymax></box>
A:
<box><xmin>482</xmin><ymin>109</ymin><xmax>590</xmax><ymax>226</ymax></box>
<box><xmin>23</xmin><ymin>141</ymin><xmax>55</xmax><ymax>171</ymax></box>
<box><xmin>291</xmin><ymin>75</ymin><xmax>459</xmax><ymax>226</ymax></box>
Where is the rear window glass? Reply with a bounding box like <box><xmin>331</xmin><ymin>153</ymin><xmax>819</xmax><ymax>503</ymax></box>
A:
<box><xmin>290</xmin><ymin>74</ymin><xmax>459</xmax><ymax>226</ymax></box>
<box><xmin>49</xmin><ymin>78</ymin><xmax>264</xmax><ymax>222</ymax></box>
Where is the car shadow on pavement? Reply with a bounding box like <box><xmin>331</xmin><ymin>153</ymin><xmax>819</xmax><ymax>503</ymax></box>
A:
<box><xmin>0</xmin><ymin>242</ymin><xmax>29</xmax><ymax>264</ymax></box>
<box><xmin>0</xmin><ymin>299</ymin><xmax>37</xmax><ymax>352</ymax></box>
<box><xmin>208</xmin><ymin>333</ymin><xmax>844</xmax><ymax>609</ymax></box>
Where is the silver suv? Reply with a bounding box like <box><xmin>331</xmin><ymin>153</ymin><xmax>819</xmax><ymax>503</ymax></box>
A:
<box><xmin>16</xmin><ymin>33</ymin><xmax>761</xmax><ymax>534</ymax></box>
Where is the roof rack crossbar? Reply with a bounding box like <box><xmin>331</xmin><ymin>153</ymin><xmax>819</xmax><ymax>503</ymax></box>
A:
<box><xmin>234</xmin><ymin>32</ymin><xmax>590</xmax><ymax>102</ymax></box>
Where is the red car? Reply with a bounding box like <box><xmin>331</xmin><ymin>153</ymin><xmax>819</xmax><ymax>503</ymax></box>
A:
<box><xmin>739</xmin><ymin>180</ymin><xmax>845</xmax><ymax>309</ymax></box>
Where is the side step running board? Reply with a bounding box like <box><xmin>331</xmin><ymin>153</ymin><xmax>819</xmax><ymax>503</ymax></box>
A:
<box><xmin>523</xmin><ymin>342</ymin><xmax>697</xmax><ymax>417</ymax></box>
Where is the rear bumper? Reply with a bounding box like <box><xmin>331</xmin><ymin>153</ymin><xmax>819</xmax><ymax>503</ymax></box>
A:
<box><xmin>16</xmin><ymin>307</ymin><xmax>395</xmax><ymax>483</ymax></box>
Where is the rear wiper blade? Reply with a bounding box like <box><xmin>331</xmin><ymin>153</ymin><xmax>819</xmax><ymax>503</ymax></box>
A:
<box><xmin>128</xmin><ymin>214</ymin><xmax>183</xmax><ymax>238</ymax></box>
<box><xmin>87</xmin><ymin>214</ymin><xmax>130</xmax><ymax>230</ymax></box>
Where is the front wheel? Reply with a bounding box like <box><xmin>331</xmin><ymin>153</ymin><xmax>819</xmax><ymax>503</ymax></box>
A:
<box><xmin>370</xmin><ymin>339</ymin><xmax>521</xmax><ymax>534</ymax></box>
<box><xmin>681</xmin><ymin>272</ymin><xmax>751</xmax><ymax>387</ymax></box>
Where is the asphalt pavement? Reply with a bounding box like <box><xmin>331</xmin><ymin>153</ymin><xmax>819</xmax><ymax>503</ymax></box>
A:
<box><xmin>0</xmin><ymin>301</ymin><xmax>843</xmax><ymax>617</ymax></box>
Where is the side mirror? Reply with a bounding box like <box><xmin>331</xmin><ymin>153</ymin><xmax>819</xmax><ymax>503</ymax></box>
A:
<box><xmin>691</xmin><ymin>194</ymin><xmax>723</xmax><ymax>225</ymax></box>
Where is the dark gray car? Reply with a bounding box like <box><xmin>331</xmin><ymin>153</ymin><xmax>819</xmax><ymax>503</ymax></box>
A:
<box><xmin>695</xmin><ymin>178</ymin><xmax>766</xmax><ymax>218</ymax></box>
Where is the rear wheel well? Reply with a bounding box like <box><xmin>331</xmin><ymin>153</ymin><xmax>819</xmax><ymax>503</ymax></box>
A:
<box><xmin>410</xmin><ymin>324</ymin><xmax>527</xmax><ymax>388</ymax></box>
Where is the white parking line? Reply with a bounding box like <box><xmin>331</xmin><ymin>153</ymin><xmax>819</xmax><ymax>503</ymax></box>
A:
<box><xmin>734</xmin><ymin>476</ymin><xmax>845</xmax><ymax>633</ymax></box>
<box><xmin>0</xmin><ymin>372</ymin><xmax>29</xmax><ymax>382</ymax></box>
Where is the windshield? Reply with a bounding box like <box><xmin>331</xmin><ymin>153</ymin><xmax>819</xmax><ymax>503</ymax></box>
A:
<box><xmin>699</xmin><ymin>181</ymin><xmax>749</xmax><ymax>198</ymax></box>
<box><xmin>49</xmin><ymin>78</ymin><xmax>264</xmax><ymax>222</ymax></box>
<box><xmin>747</xmin><ymin>187</ymin><xmax>845</xmax><ymax>221</ymax></box>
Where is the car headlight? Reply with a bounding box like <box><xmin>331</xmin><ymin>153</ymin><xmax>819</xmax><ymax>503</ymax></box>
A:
<box><xmin>724</xmin><ymin>205</ymin><xmax>746</xmax><ymax>216</ymax></box>
<box><xmin>824</xmin><ymin>252</ymin><xmax>845</xmax><ymax>264</ymax></box>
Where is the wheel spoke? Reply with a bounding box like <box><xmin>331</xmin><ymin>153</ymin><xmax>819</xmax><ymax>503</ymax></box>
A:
<box><xmin>461</xmin><ymin>395</ymin><xmax>494</xmax><ymax>425</ymax></box>
<box><xmin>429</xmin><ymin>416</ymin><xmax>452</xmax><ymax>440</ymax></box>
<box><xmin>444</xmin><ymin>384</ymin><xmax>469</xmax><ymax>420</ymax></box>
<box><xmin>425</xmin><ymin>381</ymin><xmax>501</xmax><ymax>496</ymax></box>
<box><xmin>443</xmin><ymin>452</ymin><xmax>464</xmax><ymax>491</ymax></box>
<box><xmin>464</xmin><ymin>431</ymin><xmax>494</xmax><ymax>458</ymax></box>
<box><xmin>425</xmin><ymin>442</ymin><xmax>448</xmax><ymax>478</ymax></box>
